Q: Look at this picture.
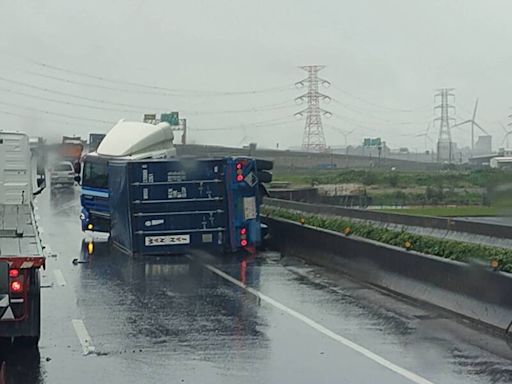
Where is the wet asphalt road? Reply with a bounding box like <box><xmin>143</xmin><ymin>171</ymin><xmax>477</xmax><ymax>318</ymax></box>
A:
<box><xmin>2</xmin><ymin>187</ymin><xmax>512</xmax><ymax>383</ymax></box>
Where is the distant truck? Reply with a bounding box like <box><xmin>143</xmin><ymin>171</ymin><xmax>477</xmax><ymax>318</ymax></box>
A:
<box><xmin>490</xmin><ymin>156</ymin><xmax>512</xmax><ymax>169</ymax></box>
<box><xmin>0</xmin><ymin>131</ymin><xmax>45</xmax><ymax>345</ymax></box>
<box><xmin>108</xmin><ymin>157</ymin><xmax>271</xmax><ymax>255</ymax></box>
<box><xmin>58</xmin><ymin>136</ymin><xmax>84</xmax><ymax>163</ymax></box>
<box><xmin>79</xmin><ymin>120</ymin><xmax>177</xmax><ymax>233</ymax></box>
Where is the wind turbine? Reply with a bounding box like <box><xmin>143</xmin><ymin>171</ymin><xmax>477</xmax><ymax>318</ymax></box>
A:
<box><xmin>328</xmin><ymin>126</ymin><xmax>355</xmax><ymax>154</ymax></box>
<box><xmin>501</xmin><ymin>122</ymin><xmax>512</xmax><ymax>148</ymax></box>
<box><xmin>451</xmin><ymin>98</ymin><xmax>489</xmax><ymax>151</ymax></box>
<box><xmin>238</xmin><ymin>127</ymin><xmax>249</xmax><ymax>145</ymax></box>
<box><xmin>415</xmin><ymin>122</ymin><xmax>434</xmax><ymax>152</ymax></box>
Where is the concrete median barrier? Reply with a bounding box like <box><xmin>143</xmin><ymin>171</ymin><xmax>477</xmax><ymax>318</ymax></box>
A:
<box><xmin>264</xmin><ymin>216</ymin><xmax>512</xmax><ymax>332</ymax></box>
<box><xmin>265</xmin><ymin>198</ymin><xmax>512</xmax><ymax>239</ymax></box>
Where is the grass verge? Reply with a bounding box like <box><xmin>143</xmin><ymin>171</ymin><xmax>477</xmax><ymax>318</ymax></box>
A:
<box><xmin>375</xmin><ymin>206</ymin><xmax>497</xmax><ymax>217</ymax></box>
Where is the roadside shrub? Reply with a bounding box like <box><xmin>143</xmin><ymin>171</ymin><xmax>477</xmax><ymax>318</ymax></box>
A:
<box><xmin>388</xmin><ymin>173</ymin><xmax>398</xmax><ymax>187</ymax></box>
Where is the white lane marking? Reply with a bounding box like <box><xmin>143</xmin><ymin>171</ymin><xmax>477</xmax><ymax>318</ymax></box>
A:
<box><xmin>53</xmin><ymin>269</ymin><xmax>67</xmax><ymax>286</ymax></box>
<box><xmin>204</xmin><ymin>263</ymin><xmax>434</xmax><ymax>384</ymax></box>
<box><xmin>72</xmin><ymin>319</ymin><xmax>96</xmax><ymax>356</ymax></box>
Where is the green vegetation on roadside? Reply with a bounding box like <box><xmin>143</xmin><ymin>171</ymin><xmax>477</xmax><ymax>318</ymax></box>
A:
<box><xmin>273</xmin><ymin>168</ymin><xmax>512</xmax><ymax>189</ymax></box>
<box><xmin>272</xmin><ymin>168</ymin><xmax>512</xmax><ymax>209</ymax></box>
<box><xmin>263</xmin><ymin>206</ymin><xmax>512</xmax><ymax>273</ymax></box>
<box><xmin>376</xmin><ymin>206</ymin><xmax>498</xmax><ymax>217</ymax></box>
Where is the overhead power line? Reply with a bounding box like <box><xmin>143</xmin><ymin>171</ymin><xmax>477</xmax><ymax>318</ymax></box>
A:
<box><xmin>192</xmin><ymin>117</ymin><xmax>296</xmax><ymax>131</ymax></box>
<box><xmin>0</xmin><ymin>108</ymin><xmax>106</xmax><ymax>129</ymax></box>
<box><xmin>0</xmin><ymin>86</ymin><xmax>141</xmax><ymax>114</ymax></box>
<box><xmin>331</xmin><ymin>84</ymin><xmax>430</xmax><ymax>113</ymax></box>
<box><xmin>0</xmin><ymin>75</ymin><xmax>159</xmax><ymax>110</ymax></box>
<box><xmin>0</xmin><ymin>75</ymin><xmax>295</xmax><ymax>116</ymax></box>
<box><xmin>25</xmin><ymin>70</ymin><xmax>180</xmax><ymax>96</ymax></box>
<box><xmin>0</xmin><ymin>99</ymin><xmax>113</xmax><ymax>124</ymax></box>
<box><xmin>331</xmin><ymin>98</ymin><xmax>430</xmax><ymax>125</ymax></box>
<box><xmin>6</xmin><ymin>54</ymin><xmax>294</xmax><ymax>96</ymax></box>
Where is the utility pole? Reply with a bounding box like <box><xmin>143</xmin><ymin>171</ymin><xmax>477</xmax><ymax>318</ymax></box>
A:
<box><xmin>433</xmin><ymin>88</ymin><xmax>456</xmax><ymax>163</ymax></box>
<box><xmin>180</xmin><ymin>118</ymin><xmax>187</xmax><ymax>145</ymax></box>
<box><xmin>295</xmin><ymin>65</ymin><xmax>331</xmax><ymax>152</ymax></box>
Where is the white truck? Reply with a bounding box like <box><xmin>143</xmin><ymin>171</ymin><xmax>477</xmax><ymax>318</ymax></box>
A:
<box><xmin>0</xmin><ymin>131</ymin><xmax>45</xmax><ymax>346</ymax></box>
<box><xmin>79</xmin><ymin>120</ymin><xmax>176</xmax><ymax>232</ymax></box>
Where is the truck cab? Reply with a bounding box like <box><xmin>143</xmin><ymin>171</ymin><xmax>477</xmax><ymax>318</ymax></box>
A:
<box><xmin>80</xmin><ymin>120</ymin><xmax>176</xmax><ymax>233</ymax></box>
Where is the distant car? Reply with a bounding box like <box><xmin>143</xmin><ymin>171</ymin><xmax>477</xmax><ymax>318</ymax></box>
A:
<box><xmin>50</xmin><ymin>161</ymin><xmax>76</xmax><ymax>188</ymax></box>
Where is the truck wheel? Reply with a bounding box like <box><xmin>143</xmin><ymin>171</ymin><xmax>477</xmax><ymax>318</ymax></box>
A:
<box><xmin>16</xmin><ymin>270</ymin><xmax>40</xmax><ymax>347</ymax></box>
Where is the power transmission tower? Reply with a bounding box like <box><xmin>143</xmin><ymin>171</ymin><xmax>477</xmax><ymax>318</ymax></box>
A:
<box><xmin>294</xmin><ymin>65</ymin><xmax>331</xmax><ymax>152</ymax></box>
<box><xmin>433</xmin><ymin>88</ymin><xmax>456</xmax><ymax>163</ymax></box>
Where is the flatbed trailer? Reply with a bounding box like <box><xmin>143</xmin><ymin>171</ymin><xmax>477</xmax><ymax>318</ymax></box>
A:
<box><xmin>0</xmin><ymin>131</ymin><xmax>45</xmax><ymax>345</ymax></box>
<box><xmin>0</xmin><ymin>204</ymin><xmax>44</xmax><ymax>344</ymax></box>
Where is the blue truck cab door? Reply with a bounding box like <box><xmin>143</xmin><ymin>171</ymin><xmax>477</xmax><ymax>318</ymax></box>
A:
<box><xmin>79</xmin><ymin>155</ymin><xmax>111</xmax><ymax>233</ymax></box>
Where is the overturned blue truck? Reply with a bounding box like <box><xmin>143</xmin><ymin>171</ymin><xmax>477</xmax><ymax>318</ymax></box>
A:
<box><xmin>79</xmin><ymin>120</ymin><xmax>272</xmax><ymax>255</ymax></box>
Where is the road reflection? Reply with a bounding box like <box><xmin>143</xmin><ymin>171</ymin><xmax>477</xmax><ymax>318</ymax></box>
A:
<box><xmin>75</xmin><ymin>239</ymin><xmax>268</xmax><ymax>358</ymax></box>
<box><xmin>49</xmin><ymin>187</ymin><xmax>78</xmax><ymax>214</ymax></box>
<box><xmin>0</xmin><ymin>342</ymin><xmax>42</xmax><ymax>384</ymax></box>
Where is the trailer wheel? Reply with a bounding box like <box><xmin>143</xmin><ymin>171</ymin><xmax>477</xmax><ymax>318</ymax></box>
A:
<box><xmin>15</xmin><ymin>270</ymin><xmax>40</xmax><ymax>347</ymax></box>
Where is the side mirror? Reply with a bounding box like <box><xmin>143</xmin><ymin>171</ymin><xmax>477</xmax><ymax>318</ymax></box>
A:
<box><xmin>74</xmin><ymin>175</ymin><xmax>81</xmax><ymax>185</ymax></box>
<box><xmin>33</xmin><ymin>177</ymin><xmax>46</xmax><ymax>197</ymax></box>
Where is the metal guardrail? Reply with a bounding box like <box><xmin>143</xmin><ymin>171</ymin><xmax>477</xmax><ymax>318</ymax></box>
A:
<box><xmin>264</xmin><ymin>216</ymin><xmax>512</xmax><ymax>332</ymax></box>
<box><xmin>264</xmin><ymin>198</ymin><xmax>512</xmax><ymax>239</ymax></box>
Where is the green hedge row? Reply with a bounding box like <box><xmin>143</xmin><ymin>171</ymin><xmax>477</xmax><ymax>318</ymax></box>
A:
<box><xmin>262</xmin><ymin>206</ymin><xmax>512</xmax><ymax>273</ymax></box>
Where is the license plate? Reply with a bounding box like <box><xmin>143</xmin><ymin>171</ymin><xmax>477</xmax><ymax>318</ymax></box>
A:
<box><xmin>243</xmin><ymin>197</ymin><xmax>257</xmax><ymax>220</ymax></box>
<box><xmin>145</xmin><ymin>235</ymin><xmax>190</xmax><ymax>246</ymax></box>
<box><xmin>0</xmin><ymin>262</ymin><xmax>8</xmax><ymax>295</ymax></box>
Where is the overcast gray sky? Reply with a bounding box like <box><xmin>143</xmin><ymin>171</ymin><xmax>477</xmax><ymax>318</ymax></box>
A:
<box><xmin>1</xmin><ymin>0</ymin><xmax>512</xmax><ymax>151</ymax></box>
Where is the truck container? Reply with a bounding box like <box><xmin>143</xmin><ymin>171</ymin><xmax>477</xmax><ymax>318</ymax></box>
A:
<box><xmin>108</xmin><ymin>157</ymin><xmax>264</xmax><ymax>255</ymax></box>
<box><xmin>0</xmin><ymin>131</ymin><xmax>45</xmax><ymax>345</ymax></box>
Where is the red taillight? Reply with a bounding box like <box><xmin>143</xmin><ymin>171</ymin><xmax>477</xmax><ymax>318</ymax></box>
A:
<box><xmin>236</xmin><ymin>161</ymin><xmax>244</xmax><ymax>182</ymax></box>
<box><xmin>10</xmin><ymin>281</ymin><xmax>23</xmax><ymax>293</ymax></box>
<box><xmin>9</xmin><ymin>269</ymin><xmax>19</xmax><ymax>278</ymax></box>
<box><xmin>240</xmin><ymin>227</ymin><xmax>248</xmax><ymax>247</ymax></box>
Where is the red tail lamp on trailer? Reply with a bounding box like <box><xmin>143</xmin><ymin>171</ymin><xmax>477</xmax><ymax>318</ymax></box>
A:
<box><xmin>236</xmin><ymin>162</ymin><xmax>244</xmax><ymax>182</ymax></box>
<box><xmin>9</xmin><ymin>269</ymin><xmax>19</xmax><ymax>278</ymax></box>
<box><xmin>10</xmin><ymin>281</ymin><xmax>23</xmax><ymax>294</ymax></box>
<box><xmin>240</xmin><ymin>227</ymin><xmax>248</xmax><ymax>247</ymax></box>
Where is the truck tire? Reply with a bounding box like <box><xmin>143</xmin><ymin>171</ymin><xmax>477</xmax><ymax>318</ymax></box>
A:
<box><xmin>15</xmin><ymin>270</ymin><xmax>40</xmax><ymax>347</ymax></box>
<box><xmin>257</xmin><ymin>170</ymin><xmax>272</xmax><ymax>184</ymax></box>
<box><xmin>255</xmin><ymin>159</ymin><xmax>273</xmax><ymax>171</ymax></box>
